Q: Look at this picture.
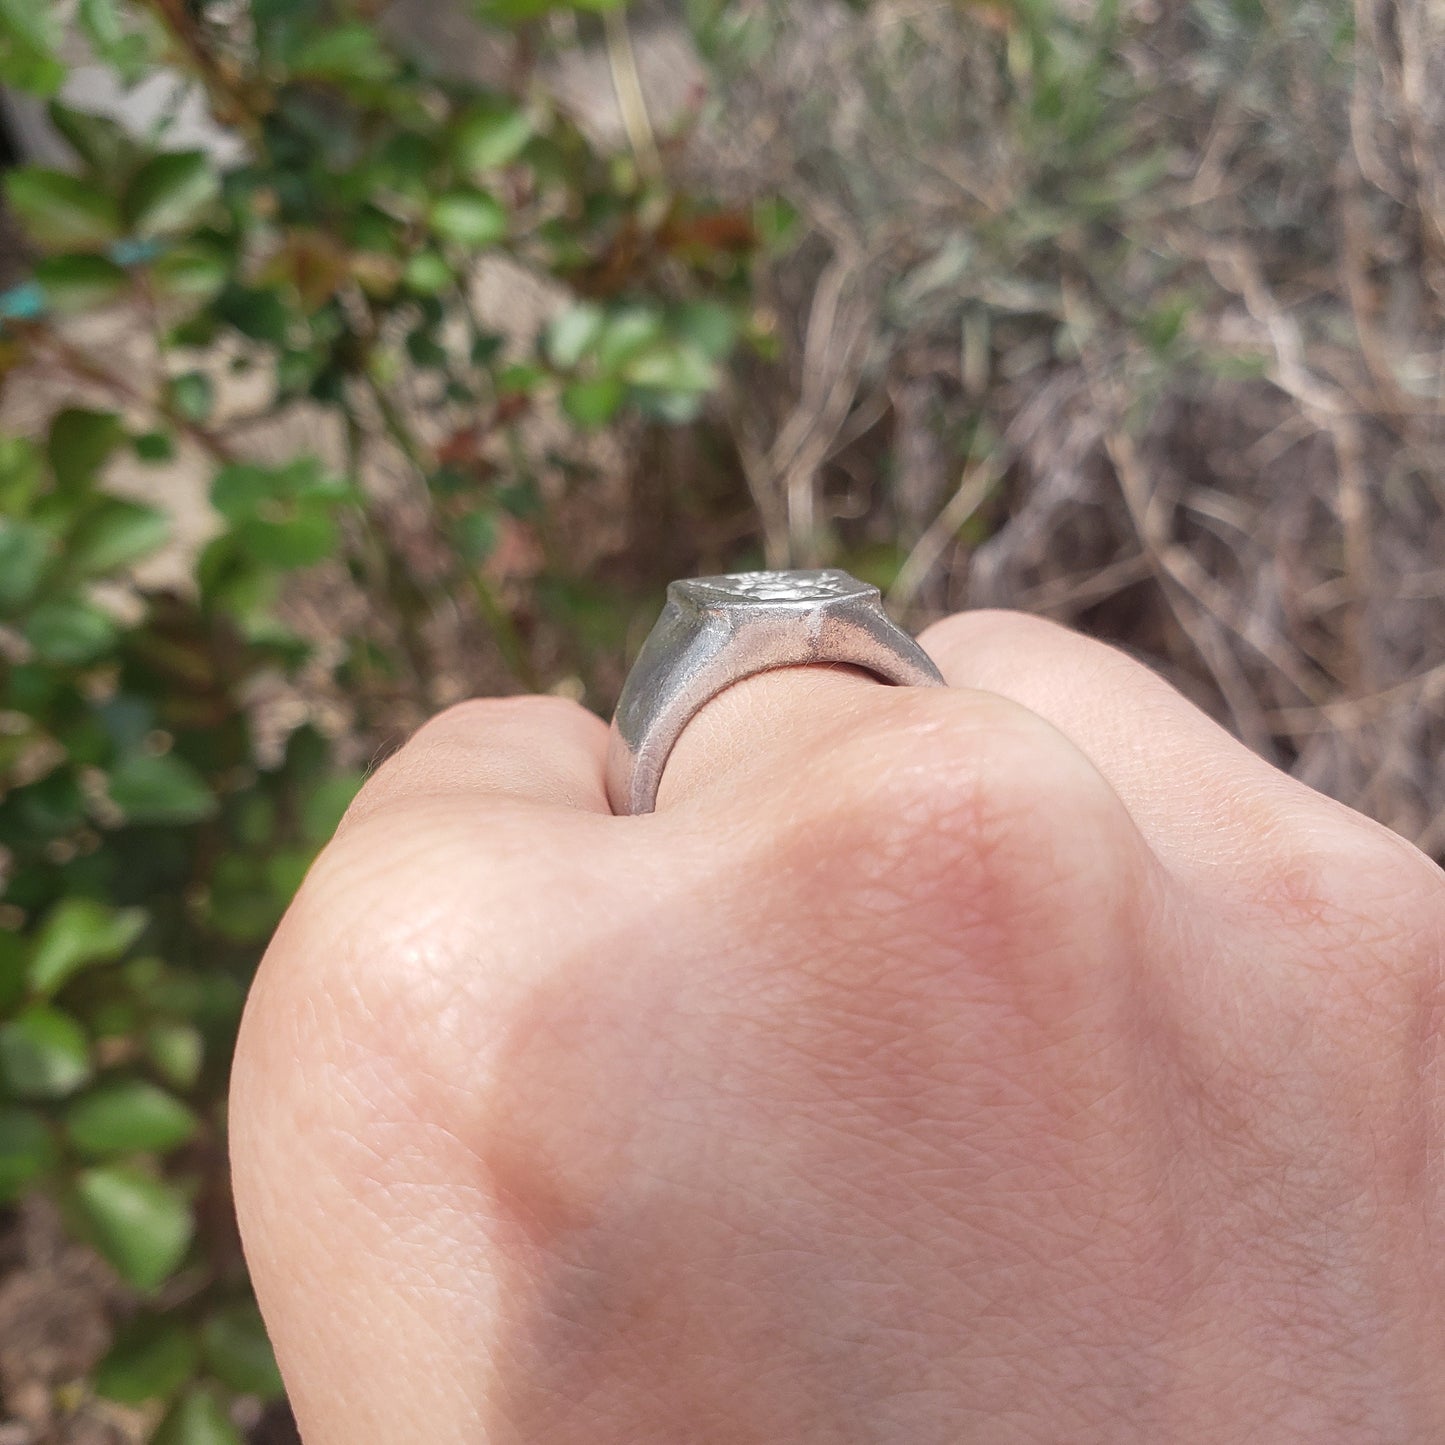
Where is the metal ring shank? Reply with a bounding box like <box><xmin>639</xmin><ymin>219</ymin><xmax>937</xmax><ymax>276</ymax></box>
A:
<box><xmin>606</xmin><ymin>597</ymin><xmax>942</xmax><ymax>815</ymax></box>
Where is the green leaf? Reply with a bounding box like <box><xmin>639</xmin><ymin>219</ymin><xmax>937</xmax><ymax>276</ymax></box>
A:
<box><xmin>405</xmin><ymin>326</ymin><xmax>449</xmax><ymax>370</ymax></box>
<box><xmin>5</xmin><ymin>168</ymin><xmax>121</xmax><ymax>249</ymax></box>
<box><xmin>77</xmin><ymin>0</ymin><xmax>152</xmax><ymax>81</ymax></box>
<box><xmin>13</xmin><ymin>769</ymin><xmax>88</xmax><ymax>835</ymax></box>
<box><xmin>209</xmin><ymin>458</ymin><xmax>349</xmax><ymax>521</ymax></box>
<box><xmin>402</xmin><ymin>251</ymin><xmax>453</xmax><ymax>295</ymax></box>
<box><xmin>107</xmin><ymin>753</ymin><xmax>217</xmax><ymax>826</ymax></box>
<box><xmin>286</xmin><ymin>22</ymin><xmax>395</xmax><ymax>84</ymax></box>
<box><xmin>214</xmin><ymin>284</ymin><xmax>292</xmax><ymax>345</ymax></box>
<box><xmin>124</xmin><ymin>151</ymin><xmax>220</xmax><ymax>239</ymax></box>
<box><xmin>209</xmin><ymin>463</ymin><xmax>275</xmax><ymax>521</ymax></box>
<box><xmin>67</xmin><ymin>499</ymin><xmax>171</xmax><ymax>576</ymax></box>
<box><xmin>72</xmin><ymin>1165</ymin><xmax>193</xmax><ymax>1291</ymax></box>
<box><xmin>24</xmin><ymin>598</ymin><xmax>118</xmax><ymax>666</ymax></box>
<box><xmin>168</xmin><ymin>371</ymin><xmax>215</xmax><ymax>423</ymax></box>
<box><xmin>545</xmin><ymin>303</ymin><xmax>605</xmax><ymax>369</ymax></box>
<box><xmin>475</xmin><ymin>0</ymin><xmax>625</xmax><ymax>22</ymax></box>
<box><xmin>0</xmin><ymin>1006</ymin><xmax>91</xmax><ymax>1100</ymax></box>
<box><xmin>453</xmin><ymin>102</ymin><xmax>534</xmax><ymax>175</ymax></box>
<box><xmin>77</xmin><ymin>0</ymin><xmax>123</xmax><ymax>49</ymax></box>
<box><xmin>48</xmin><ymin>102</ymin><xmax>131</xmax><ymax>174</ymax></box>
<box><xmin>201</xmin><ymin>1302</ymin><xmax>285</xmax><ymax>1400</ymax></box>
<box><xmin>145</xmin><ymin>1024</ymin><xmax>204</xmax><ymax>1092</ymax></box>
<box><xmin>596</xmin><ymin>307</ymin><xmax>667</xmax><ymax>372</ymax></box>
<box><xmin>621</xmin><ymin>339</ymin><xmax>718</xmax><ymax>392</ymax></box>
<box><xmin>65</xmin><ymin>1079</ymin><xmax>198</xmax><ymax>1157</ymax></box>
<box><xmin>429</xmin><ymin>189</ymin><xmax>508</xmax><ymax>248</ymax></box>
<box><xmin>0</xmin><ymin>520</ymin><xmax>50</xmax><ymax>609</ymax></box>
<box><xmin>49</xmin><ymin>407</ymin><xmax>125</xmax><ymax>495</ymax></box>
<box><xmin>561</xmin><ymin>377</ymin><xmax>626</xmax><ymax>428</ymax></box>
<box><xmin>0</xmin><ymin>435</ymin><xmax>46</xmax><ymax>513</ymax></box>
<box><xmin>674</xmin><ymin>301</ymin><xmax>738</xmax><ymax>361</ymax></box>
<box><xmin>0</xmin><ymin>1108</ymin><xmax>58</xmax><ymax>1202</ymax></box>
<box><xmin>152</xmin><ymin>1388</ymin><xmax>243</xmax><ymax>1445</ymax></box>
<box><xmin>497</xmin><ymin>361</ymin><xmax>543</xmax><ymax>396</ymax></box>
<box><xmin>29</xmin><ymin>897</ymin><xmax>148</xmax><ymax>996</ymax></box>
<box><xmin>301</xmin><ymin>772</ymin><xmax>364</xmax><ymax>844</ymax></box>
<box><xmin>89</xmin><ymin>1000</ymin><xmax>141</xmax><ymax>1040</ymax></box>
<box><xmin>632</xmin><ymin>387</ymin><xmax>703</xmax><ymax>424</ymax></box>
<box><xmin>151</xmin><ymin>244</ymin><xmax>229</xmax><ymax>303</ymax></box>
<box><xmin>472</xmin><ymin>0</ymin><xmax>557</xmax><ymax>22</ymax></box>
<box><xmin>122</xmin><ymin>956</ymin><xmax>164</xmax><ymax>993</ymax></box>
<box><xmin>452</xmin><ymin>509</ymin><xmax>496</xmax><ymax>564</ymax></box>
<box><xmin>753</xmin><ymin>195</ymin><xmax>801</xmax><ymax>253</ymax></box>
<box><xmin>0</xmin><ymin>933</ymin><xmax>26</xmax><ymax>1013</ymax></box>
<box><xmin>1140</xmin><ymin>294</ymin><xmax>1191</xmax><ymax>355</ymax></box>
<box><xmin>134</xmin><ymin>431</ymin><xmax>177</xmax><ymax>464</ymax></box>
<box><xmin>95</xmin><ymin>1315</ymin><xmax>199</xmax><ymax>1405</ymax></box>
<box><xmin>265</xmin><ymin>847</ymin><xmax>312</xmax><ymax>901</ymax></box>
<box><xmin>206</xmin><ymin>855</ymin><xmax>287</xmax><ymax>943</ymax></box>
<box><xmin>232</xmin><ymin>511</ymin><xmax>336</xmax><ymax>568</ymax></box>
<box><xmin>0</xmin><ymin>0</ymin><xmax>64</xmax><ymax>95</ymax></box>
<box><xmin>35</xmin><ymin>253</ymin><xmax>130</xmax><ymax>313</ymax></box>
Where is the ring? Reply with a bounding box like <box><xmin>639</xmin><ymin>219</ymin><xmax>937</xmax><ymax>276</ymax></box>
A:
<box><xmin>605</xmin><ymin>568</ymin><xmax>945</xmax><ymax>815</ymax></box>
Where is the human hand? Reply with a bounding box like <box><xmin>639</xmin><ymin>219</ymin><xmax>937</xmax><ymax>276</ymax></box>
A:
<box><xmin>230</xmin><ymin>611</ymin><xmax>1445</xmax><ymax>1443</ymax></box>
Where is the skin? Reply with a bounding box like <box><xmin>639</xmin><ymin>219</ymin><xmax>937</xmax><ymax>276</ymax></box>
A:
<box><xmin>230</xmin><ymin>610</ymin><xmax>1445</xmax><ymax>1443</ymax></box>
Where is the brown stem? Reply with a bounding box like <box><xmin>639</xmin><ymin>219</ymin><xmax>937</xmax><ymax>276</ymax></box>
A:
<box><xmin>23</xmin><ymin>323</ymin><xmax>237</xmax><ymax>464</ymax></box>
<box><xmin>364</xmin><ymin>376</ymin><xmax>540</xmax><ymax>693</ymax></box>
<box><xmin>135</xmin><ymin>0</ymin><xmax>264</xmax><ymax>135</ymax></box>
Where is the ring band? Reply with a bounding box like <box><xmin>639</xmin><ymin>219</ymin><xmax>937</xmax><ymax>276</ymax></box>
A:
<box><xmin>605</xmin><ymin>568</ymin><xmax>945</xmax><ymax>815</ymax></box>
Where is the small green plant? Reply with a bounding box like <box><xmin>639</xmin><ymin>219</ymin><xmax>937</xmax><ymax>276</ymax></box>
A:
<box><xmin>0</xmin><ymin>0</ymin><xmax>755</xmax><ymax>1435</ymax></box>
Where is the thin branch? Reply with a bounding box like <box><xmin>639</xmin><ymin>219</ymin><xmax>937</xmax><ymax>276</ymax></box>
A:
<box><xmin>604</xmin><ymin>8</ymin><xmax>661</xmax><ymax>181</ymax></box>
<box><xmin>887</xmin><ymin>458</ymin><xmax>999</xmax><ymax>616</ymax></box>
<box><xmin>24</xmin><ymin>324</ymin><xmax>235</xmax><ymax>464</ymax></box>
<box><xmin>135</xmin><ymin>0</ymin><xmax>264</xmax><ymax>136</ymax></box>
<box><xmin>363</xmin><ymin>377</ymin><xmax>540</xmax><ymax>694</ymax></box>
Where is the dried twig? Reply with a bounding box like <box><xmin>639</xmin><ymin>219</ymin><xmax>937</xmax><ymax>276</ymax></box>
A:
<box><xmin>888</xmin><ymin>457</ymin><xmax>998</xmax><ymax>615</ymax></box>
<box><xmin>604</xmin><ymin>8</ymin><xmax>661</xmax><ymax>181</ymax></box>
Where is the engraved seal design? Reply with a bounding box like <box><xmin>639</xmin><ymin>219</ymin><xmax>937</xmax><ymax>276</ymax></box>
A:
<box><xmin>683</xmin><ymin>568</ymin><xmax>869</xmax><ymax>606</ymax></box>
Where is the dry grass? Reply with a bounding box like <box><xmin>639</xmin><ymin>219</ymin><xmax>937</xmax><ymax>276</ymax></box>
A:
<box><xmin>672</xmin><ymin>0</ymin><xmax>1445</xmax><ymax>858</ymax></box>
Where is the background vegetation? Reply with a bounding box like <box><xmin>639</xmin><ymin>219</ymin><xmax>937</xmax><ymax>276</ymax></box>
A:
<box><xmin>0</xmin><ymin>0</ymin><xmax>1440</xmax><ymax>1440</ymax></box>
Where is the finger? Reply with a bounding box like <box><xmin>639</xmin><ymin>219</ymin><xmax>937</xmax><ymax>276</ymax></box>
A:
<box><xmin>652</xmin><ymin>654</ymin><xmax>1156</xmax><ymax>886</ymax></box>
<box><xmin>917</xmin><ymin>609</ymin><xmax>1403</xmax><ymax>874</ymax></box>
<box><xmin>236</xmin><ymin>695</ymin><xmax>621</xmax><ymax>1445</ymax></box>
<box><xmin>654</xmin><ymin>663</ymin><xmax>895</xmax><ymax>813</ymax></box>
<box><xmin>650</xmin><ymin>653</ymin><xmax>1169</xmax><ymax>1052</ymax></box>
<box><xmin>340</xmin><ymin>694</ymin><xmax>612</xmax><ymax>834</ymax></box>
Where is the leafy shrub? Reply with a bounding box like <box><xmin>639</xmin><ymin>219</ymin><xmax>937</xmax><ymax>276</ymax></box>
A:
<box><xmin>0</xmin><ymin>0</ymin><xmax>755</xmax><ymax>1435</ymax></box>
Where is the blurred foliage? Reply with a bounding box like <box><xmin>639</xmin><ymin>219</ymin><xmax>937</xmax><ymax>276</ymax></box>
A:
<box><xmin>0</xmin><ymin>0</ymin><xmax>756</xmax><ymax>1436</ymax></box>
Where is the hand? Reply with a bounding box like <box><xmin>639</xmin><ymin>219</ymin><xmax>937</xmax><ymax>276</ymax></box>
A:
<box><xmin>230</xmin><ymin>611</ymin><xmax>1445</xmax><ymax>1444</ymax></box>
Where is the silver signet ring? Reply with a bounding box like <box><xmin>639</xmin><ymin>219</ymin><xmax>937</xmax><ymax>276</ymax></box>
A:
<box><xmin>605</xmin><ymin>568</ymin><xmax>945</xmax><ymax>816</ymax></box>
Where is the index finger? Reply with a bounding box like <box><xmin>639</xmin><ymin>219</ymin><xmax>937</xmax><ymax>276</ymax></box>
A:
<box><xmin>338</xmin><ymin>695</ymin><xmax>612</xmax><ymax>837</ymax></box>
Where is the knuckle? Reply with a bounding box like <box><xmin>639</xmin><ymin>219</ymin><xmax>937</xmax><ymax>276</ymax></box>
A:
<box><xmin>248</xmin><ymin>822</ymin><xmax>450</xmax><ymax>1049</ymax></box>
<box><xmin>1239</xmin><ymin>814</ymin><xmax>1445</xmax><ymax>1146</ymax></box>
<box><xmin>803</xmin><ymin>687</ymin><xmax>1134</xmax><ymax>915</ymax></box>
<box><xmin>1250</xmin><ymin>807</ymin><xmax>1445</xmax><ymax>961</ymax></box>
<box><xmin>699</xmin><ymin>695</ymin><xmax>1159</xmax><ymax>1194</ymax></box>
<box><xmin>249</xmin><ymin>806</ymin><xmax>562</xmax><ymax>1094</ymax></box>
<box><xmin>755</xmin><ymin>689</ymin><xmax>1153</xmax><ymax>1026</ymax></box>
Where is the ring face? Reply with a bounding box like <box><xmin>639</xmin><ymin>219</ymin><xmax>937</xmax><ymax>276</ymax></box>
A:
<box><xmin>681</xmin><ymin>569</ymin><xmax>874</xmax><ymax>606</ymax></box>
<box><xmin>606</xmin><ymin>568</ymin><xmax>943</xmax><ymax>816</ymax></box>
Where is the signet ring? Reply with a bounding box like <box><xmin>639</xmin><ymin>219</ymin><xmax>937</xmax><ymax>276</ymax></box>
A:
<box><xmin>605</xmin><ymin>568</ymin><xmax>945</xmax><ymax>816</ymax></box>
